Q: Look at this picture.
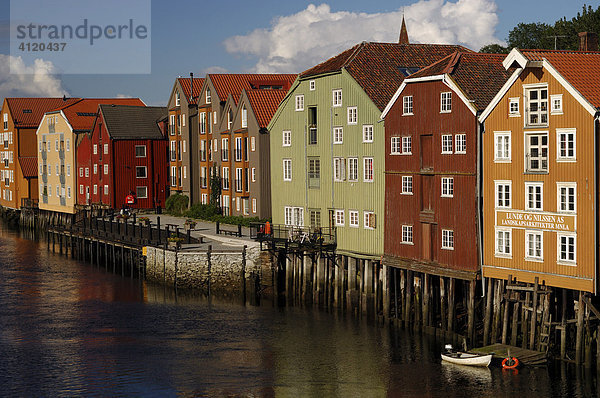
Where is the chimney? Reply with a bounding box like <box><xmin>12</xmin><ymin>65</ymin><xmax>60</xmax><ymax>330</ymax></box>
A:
<box><xmin>399</xmin><ymin>15</ymin><xmax>409</xmax><ymax>45</ymax></box>
<box><xmin>579</xmin><ymin>32</ymin><xmax>598</xmax><ymax>51</ymax></box>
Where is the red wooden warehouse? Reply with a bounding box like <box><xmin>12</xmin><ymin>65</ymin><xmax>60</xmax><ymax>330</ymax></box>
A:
<box><xmin>78</xmin><ymin>105</ymin><xmax>168</xmax><ymax>210</ymax></box>
<box><xmin>381</xmin><ymin>52</ymin><xmax>512</xmax><ymax>281</ymax></box>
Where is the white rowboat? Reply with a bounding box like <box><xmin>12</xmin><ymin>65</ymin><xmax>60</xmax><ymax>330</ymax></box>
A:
<box><xmin>441</xmin><ymin>352</ymin><xmax>492</xmax><ymax>367</ymax></box>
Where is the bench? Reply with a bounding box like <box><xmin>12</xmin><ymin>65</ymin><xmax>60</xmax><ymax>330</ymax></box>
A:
<box><xmin>216</xmin><ymin>222</ymin><xmax>242</xmax><ymax>237</ymax></box>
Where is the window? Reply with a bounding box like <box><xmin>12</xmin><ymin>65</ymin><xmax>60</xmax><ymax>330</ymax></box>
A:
<box><xmin>295</xmin><ymin>95</ymin><xmax>304</xmax><ymax>111</ymax></box>
<box><xmin>241</xmin><ymin>106</ymin><xmax>247</xmax><ymax>128</ymax></box>
<box><xmin>494</xmin><ymin>132</ymin><xmax>511</xmax><ymax>161</ymax></box>
<box><xmin>349</xmin><ymin>210</ymin><xmax>359</xmax><ymax>227</ymax></box>
<box><xmin>175</xmin><ymin>91</ymin><xmax>180</xmax><ymax>106</ymax></box>
<box><xmin>308</xmin><ymin>157</ymin><xmax>320</xmax><ymax>188</ymax></box>
<box><xmin>57</xmin><ymin>186</ymin><xmax>60</xmax><ymax>197</ymax></box>
<box><xmin>169</xmin><ymin>115</ymin><xmax>176</xmax><ymax>135</ymax></box>
<box><xmin>364</xmin><ymin>212</ymin><xmax>376</xmax><ymax>229</ymax></box>
<box><xmin>455</xmin><ymin>134</ymin><xmax>466</xmax><ymax>153</ymax></box>
<box><xmin>442</xmin><ymin>134</ymin><xmax>453</xmax><ymax>154</ymax></box>
<box><xmin>308</xmin><ymin>107</ymin><xmax>317</xmax><ymax>144</ymax></box>
<box><xmin>85</xmin><ymin>167</ymin><xmax>89</xmax><ymax>177</ymax></box>
<box><xmin>136</xmin><ymin>186</ymin><xmax>148</xmax><ymax>199</ymax></box>
<box><xmin>206</xmin><ymin>89</ymin><xmax>211</xmax><ymax>104</ymax></box>
<box><xmin>3</xmin><ymin>113</ymin><xmax>7</xmax><ymax>130</ymax></box>
<box><xmin>558</xmin><ymin>234</ymin><xmax>576</xmax><ymax>264</ymax></box>
<box><xmin>525</xmin><ymin>132</ymin><xmax>548</xmax><ymax>172</ymax></box>
<box><xmin>441</xmin><ymin>177</ymin><xmax>454</xmax><ymax>197</ymax></box>
<box><xmin>495</xmin><ymin>228</ymin><xmax>512</xmax><ymax>257</ymax></box>
<box><xmin>403</xmin><ymin>96</ymin><xmax>413</xmax><ymax>115</ymax></box>
<box><xmin>402</xmin><ymin>176</ymin><xmax>413</xmax><ymax>194</ymax></box>
<box><xmin>251</xmin><ymin>137</ymin><xmax>256</xmax><ymax>152</ymax></box>
<box><xmin>79</xmin><ymin>185</ymin><xmax>83</xmax><ymax>195</ymax></box>
<box><xmin>222</xmin><ymin>167</ymin><xmax>230</xmax><ymax>190</ymax></box>
<box><xmin>235</xmin><ymin>137</ymin><xmax>242</xmax><ymax>161</ymax></box>
<box><xmin>48</xmin><ymin>184</ymin><xmax>51</xmax><ymax>197</ymax></box>
<box><xmin>284</xmin><ymin>206</ymin><xmax>304</xmax><ymax>226</ymax></box>
<box><xmin>363</xmin><ymin>125</ymin><xmax>373</xmax><ymax>143</ymax></box>
<box><xmin>347</xmin><ymin>107</ymin><xmax>357</xmax><ymax>125</ymax></box>
<box><xmin>334</xmin><ymin>158</ymin><xmax>346</xmax><ymax>181</ymax></box>
<box><xmin>251</xmin><ymin>167</ymin><xmax>256</xmax><ymax>182</ymax></box>
<box><xmin>182</xmin><ymin>140</ymin><xmax>186</xmax><ymax>153</ymax></box>
<box><xmin>441</xmin><ymin>92</ymin><xmax>452</xmax><ymax>112</ymax></box>
<box><xmin>56</xmin><ymin>164</ymin><xmax>59</xmax><ymax>175</ymax></box>
<box><xmin>135</xmin><ymin>145</ymin><xmax>146</xmax><ymax>157</ymax></box>
<box><xmin>509</xmin><ymin>98</ymin><xmax>520</xmax><ymax>117</ymax></box>
<box><xmin>235</xmin><ymin>168</ymin><xmax>243</xmax><ymax>192</ymax></box>
<box><xmin>93</xmin><ymin>185</ymin><xmax>97</xmax><ymax>195</ymax></box>
<box><xmin>526</xmin><ymin>231</ymin><xmax>543</xmax><ymax>260</ymax></box>
<box><xmin>103</xmin><ymin>164</ymin><xmax>108</xmax><ymax>175</ymax></box>
<box><xmin>66</xmin><ymin>139</ymin><xmax>70</xmax><ymax>151</ymax></box>
<box><xmin>525</xmin><ymin>85</ymin><xmax>548</xmax><ymax>126</ymax></box>
<box><xmin>200</xmin><ymin>112</ymin><xmax>206</xmax><ymax>134</ymax></box>
<box><xmin>309</xmin><ymin>209</ymin><xmax>321</xmax><ymax>228</ymax></box>
<box><xmin>525</xmin><ymin>182</ymin><xmax>543</xmax><ymax>211</ymax></box>
<box><xmin>402</xmin><ymin>136</ymin><xmax>412</xmax><ymax>154</ymax></box>
<box><xmin>335</xmin><ymin>210</ymin><xmax>345</xmax><ymax>226</ymax></box>
<box><xmin>66</xmin><ymin>165</ymin><xmax>70</xmax><ymax>176</ymax></box>
<box><xmin>551</xmin><ymin>94</ymin><xmax>563</xmax><ymax>114</ymax></box>
<box><xmin>170</xmin><ymin>166</ymin><xmax>176</xmax><ymax>187</ymax></box>
<box><xmin>442</xmin><ymin>230</ymin><xmax>454</xmax><ymax>249</ymax></box>
<box><xmin>347</xmin><ymin>158</ymin><xmax>358</xmax><ymax>182</ymax></box>
<box><xmin>332</xmin><ymin>89</ymin><xmax>342</xmax><ymax>107</ymax></box>
<box><xmin>557</xmin><ymin>128</ymin><xmax>575</xmax><ymax>161</ymax></box>
<box><xmin>55</xmin><ymin>140</ymin><xmax>59</xmax><ymax>151</ymax></box>
<box><xmin>283</xmin><ymin>159</ymin><xmax>292</xmax><ymax>181</ymax></box>
<box><xmin>333</xmin><ymin>127</ymin><xmax>343</xmax><ymax>144</ymax></box>
<box><xmin>67</xmin><ymin>186</ymin><xmax>71</xmax><ymax>199</ymax></box>
<box><xmin>363</xmin><ymin>157</ymin><xmax>373</xmax><ymax>182</ymax></box>
<box><xmin>402</xmin><ymin>225</ymin><xmax>413</xmax><ymax>244</ymax></box>
<box><xmin>495</xmin><ymin>181</ymin><xmax>511</xmax><ymax>208</ymax></box>
<box><xmin>309</xmin><ymin>80</ymin><xmax>315</xmax><ymax>91</ymax></box>
<box><xmin>221</xmin><ymin>138</ymin><xmax>229</xmax><ymax>161</ymax></box>
<box><xmin>252</xmin><ymin>198</ymin><xmax>257</xmax><ymax>214</ymax></box>
<box><xmin>79</xmin><ymin>167</ymin><xmax>83</xmax><ymax>177</ymax></box>
<box><xmin>391</xmin><ymin>137</ymin><xmax>401</xmax><ymax>154</ymax></box>
<box><xmin>557</xmin><ymin>183</ymin><xmax>576</xmax><ymax>213</ymax></box>
<box><xmin>136</xmin><ymin>166</ymin><xmax>147</xmax><ymax>178</ymax></box>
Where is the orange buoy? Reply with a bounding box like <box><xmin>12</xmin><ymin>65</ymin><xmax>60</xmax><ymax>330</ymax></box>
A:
<box><xmin>502</xmin><ymin>356</ymin><xmax>519</xmax><ymax>369</ymax></box>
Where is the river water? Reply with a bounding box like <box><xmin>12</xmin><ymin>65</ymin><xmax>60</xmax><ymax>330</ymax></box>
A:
<box><xmin>0</xmin><ymin>223</ymin><xmax>597</xmax><ymax>397</ymax></box>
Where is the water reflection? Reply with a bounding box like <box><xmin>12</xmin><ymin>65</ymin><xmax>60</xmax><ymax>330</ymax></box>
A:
<box><xmin>0</xmin><ymin>223</ymin><xmax>598</xmax><ymax>396</ymax></box>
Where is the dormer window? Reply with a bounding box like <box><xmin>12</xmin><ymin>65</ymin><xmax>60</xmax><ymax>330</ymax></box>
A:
<box><xmin>206</xmin><ymin>89</ymin><xmax>212</xmax><ymax>104</ymax></box>
<box><xmin>175</xmin><ymin>91</ymin><xmax>180</xmax><ymax>107</ymax></box>
<box><xmin>524</xmin><ymin>84</ymin><xmax>548</xmax><ymax>127</ymax></box>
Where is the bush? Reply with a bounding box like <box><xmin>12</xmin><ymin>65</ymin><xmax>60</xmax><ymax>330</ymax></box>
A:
<box><xmin>165</xmin><ymin>194</ymin><xmax>189</xmax><ymax>216</ymax></box>
<box><xmin>185</xmin><ymin>203</ymin><xmax>219</xmax><ymax>219</ymax></box>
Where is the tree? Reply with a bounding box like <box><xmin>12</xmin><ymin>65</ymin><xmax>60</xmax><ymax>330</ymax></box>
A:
<box><xmin>479</xmin><ymin>43</ymin><xmax>509</xmax><ymax>54</ymax></box>
<box><xmin>507</xmin><ymin>22</ymin><xmax>554</xmax><ymax>50</ymax></box>
<box><xmin>209</xmin><ymin>164</ymin><xmax>222</xmax><ymax>210</ymax></box>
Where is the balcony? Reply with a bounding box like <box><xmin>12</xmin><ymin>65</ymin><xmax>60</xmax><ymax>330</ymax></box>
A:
<box><xmin>309</xmin><ymin>127</ymin><xmax>317</xmax><ymax>145</ymax></box>
<box><xmin>41</xmin><ymin>150</ymin><xmax>47</xmax><ymax>161</ymax></box>
<box><xmin>59</xmin><ymin>174</ymin><xmax>65</xmax><ymax>185</ymax></box>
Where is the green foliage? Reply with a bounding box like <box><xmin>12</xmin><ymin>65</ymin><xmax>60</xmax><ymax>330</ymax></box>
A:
<box><xmin>165</xmin><ymin>193</ymin><xmax>189</xmax><ymax>216</ymax></box>
<box><xmin>479</xmin><ymin>43</ymin><xmax>509</xmax><ymax>53</ymax></box>
<box><xmin>507</xmin><ymin>22</ymin><xmax>554</xmax><ymax>50</ymax></box>
<box><xmin>210</xmin><ymin>164</ymin><xmax>221</xmax><ymax>207</ymax></box>
<box><xmin>184</xmin><ymin>202</ymin><xmax>269</xmax><ymax>227</ymax></box>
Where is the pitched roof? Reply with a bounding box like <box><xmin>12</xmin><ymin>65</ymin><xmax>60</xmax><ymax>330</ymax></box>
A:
<box><xmin>300</xmin><ymin>42</ymin><xmax>473</xmax><ymax>110</ymax></box>
<box><xmin>177</xmin><ymin>77</ymin><xmax>205</xmax><ymax>104</ymax></box>
<box><xmin>208</xmin><ymin>74</ymin><xmax>297</xmax><ymax>104</ymax></box>
<box><xmin>5</xmin><ymin>98</ymin><xmax>81</xmax><ymax>128</ymax></box>
<box><xmin>18</xmin><ymin>156</ymin><xmax>37</xmax><ymax>178</ymax></box>
<box><xmin>408</xmin><ymin>52</ymin><xmax>513</xmax><ymax>111</ymax></box>
<box><xmin>244</xmin><ymin>89</ymin><xmax>289</xmax><ymax>128</ymax></box>
<box><xmin>520</xmin><ymin>49</ymin><xmax>600</xmax><ymax>109</ymax></box>
<box><xmin>99</xmin><ymin>105</ymin><xmax>167</xmax><ymax>140</ymax></box>
<box><xmin>52</xmin><ymin>98</ymin><xmax>145</xmax><ymax>131</ymax></box>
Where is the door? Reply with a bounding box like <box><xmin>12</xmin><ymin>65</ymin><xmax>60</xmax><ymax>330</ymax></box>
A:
<box><xmin>85</xmin><ymin>186</ymin><xmax>90</xmax><ymax>204</ymax></box>
<box><xmin>420</xmin><ymin>134</ymin><xmax>433</xmax><ymax>171</ymax></box>
<box><xmin>421</xmin><ymin>175</ymin><xmax>434</xmax><ymax>211</ymax></box>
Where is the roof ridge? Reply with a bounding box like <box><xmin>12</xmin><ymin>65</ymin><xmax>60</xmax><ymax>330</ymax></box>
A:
<box><xmin>343</xmin><ymin>42</ymin><xmax>368</xmax><ymax>69</ymax></box>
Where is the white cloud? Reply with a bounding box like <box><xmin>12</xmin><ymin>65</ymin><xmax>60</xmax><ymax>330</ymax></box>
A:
<box><xmin>200</xmin><ymin>66</ymin><xmax>229</xmax><ymax>74</ymax></box>
<box><xmin>224</xmin><ymin>0</ymin><xmax>503</xmax><ymax>73</ymax></box>
<box><xmin>0</xmin><ymin>55</ymin><xmax>68</xmax><ymax>97</ymax></box>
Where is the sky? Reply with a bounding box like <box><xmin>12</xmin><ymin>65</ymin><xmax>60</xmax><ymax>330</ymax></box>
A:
<box><xmin>0</xmin><ymin>0</ymin><xmax>597</xmax><ymax>106</ymax></box>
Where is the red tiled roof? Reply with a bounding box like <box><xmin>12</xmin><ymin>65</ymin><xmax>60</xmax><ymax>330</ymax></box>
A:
<box><xmin>18</xmin><ymin>156</ymin><xmax>37</xmax><ymax>178</ymax></box>
<box><xmin>177</xmin><ymin>77</ymin><xmax>205</xmax><ymax>104</ymax></box>
<box><xmin>245</xmin><ymin>89</ymin><xmax>289</xmax><ymax>128</ymax></box>
<box><xmin>301</xmin><ymin>42</ymin><xmax>474</xmax><ymax>110</ymax></box>
<box><xmin>5</xmin><ymin>98</ymin><xmax>81</xmax><ymax>128</ymax></box>
<box><xmin>53</xmin><ymin>98</ymin><xmax>145</xmax><ymax>131</ymax></box>
<box><xmin>208</xmin><ymin>74</ymin><xmax>297</xmax><ymax>105</ymax></box>
<box><xmin>521</xmin><ymin>49</ymin><xmax>600</xmax><ymax>109</ymax></box>
<box><xmin>409</xmin><ymin>52</ymin><xmax>513</xmax><ymax>111</ymax></box>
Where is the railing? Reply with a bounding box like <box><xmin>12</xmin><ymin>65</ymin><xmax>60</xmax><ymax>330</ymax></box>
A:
<box><xmin>21</xmin><ymin>198</ymin><xmax>39</xmax><ymax>209</ymax></box>
<box><xmin>250</xmin><ymin>223</ymin><xmax>336</xmax><ymax>248</ymax></box>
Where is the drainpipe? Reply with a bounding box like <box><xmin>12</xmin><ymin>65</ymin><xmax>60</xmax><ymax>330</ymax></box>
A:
<box><xmin>595</xmin><ymin>112</ymin><xmax>599</xmax><ymax>294</ymax></box>
<box><xmin>477</xmin><ymin>113</ymin><xmax>484</xmax><ymax>296</ymax></box>
<box><xmin>330</xmin><ymin>107</ymin><xmax>334</xmax><ymax>209</ymax></box>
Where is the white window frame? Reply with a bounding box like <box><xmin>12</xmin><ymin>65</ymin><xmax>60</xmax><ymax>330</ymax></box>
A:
<box><xmin>525</xmin><ymin>182</ymin><xmax>543</xmax><ymax>211</ymax></box>
<box><xmin>508</xmin><ymin>97</ymin><xmax>520</xmax><ymax>117</ymax></box>
<box><xmin>295</xmin><ymin>95</ymin><xmax>304</xmax><ymax>111</ymax></box>
<box><xmin>441</xmin><ymin>229</ymin><xmax>454</xmax><ymax>250</ymax></box>
<box><xmin>283</xmin><ymin>159</ymin><xmax>292</xmax><ymax>181</ymax></box>
<box><xmin>363</xmin><ymin>157</ymin><xmax>373</xmax><ymax>182</ymax></box>
<box><xmin>205</xmin><ymin>89</ymin><xmax>211</xmax><ymax>104</ymax></box>
<box><xmin>391</xmin><ymin>137</ymin><xmax>401</xmax><ymax>155</ymax></box>
<box><xmin>332</xmin><ymin>89</ymin><xmax>342</xmax><ymax>107</ymax></box>
<box><xmin>364</xmin><ymin>211</ymin><xmax>375</xmax><ymax>230</ymax></box>
<box><xmin>333</xmin><ymin>127</ymin><xmax>343</xmax><ymax>144</ymax></box>
<box><xmin>524</xmin><ymin>131</ymin><xmax>549</xmax><ymax>173</ymax></box>
<box><xmin>441</xmin><ymin>134</ymin><xmax>453</xmax><ymax>154</ymax></box>
<box><xmin>402</xmin><ymin>96</ymin><xmax>413</xmax><ymax>115</ymax></box>
<box><xmin>251</xmin><ymin>167</ymin><xmax>256</xmax><ymax>182</ymax></box>
<box><xmin>524</xmin><ymin>83</ymin><xmax>548</xmax><ymax>127</ymax></box>
<box><xmin>309</xmin><ymin>80</ymin><xmax>315</xmax><ymax>91</ymax></box>
<box><xmin>494</xmin><ymin>132</ymin><xmax>511</xmax><ymax>162</ymax></box>
<box><xmin>136</xmin><ymin>166</ymin><xmax>147</xmax><ymax>179</ymax></box>
<box><xmin>556</xmin><ymin>128</ymin><xmax>576</xmax><ymax>162</ymax></box>
<box><xmin>135</xmin><ymin>145</ymin><xmax>147</xmax><ymax>158</ymax></box>
<box><xmin>334</xmin><ymin>157</ymin><xmax>346</xmax><ymax>182</ymax></box>
<box><xmin>557</xmin><ymin>182</ymin><xmax>576</xmax><ymax>213</ymax></box>
<box><xmin>347</xmin><ymin>107</ymin><xmax>357</xmax><ymax>125</ymax></box>
<box><xmin>401</xmin><ymin>176</ymin><xmax>413</xmax><ymax>195</ymax></box>
<box><xmin>440</xmin><ymin>92</ymin><xmax>452</xmax><ymax>113</ymax></box>
<box><xmin>347</xmin><ymin>158</ymin><xmax>358</xmax><ymax>182</ymax></box>
<box><xmin>136</xmin><ymin>186</ymin><xmax>148</xmax><ymax>199</ymax></box>
<box><xmin>103</xmin><ymin>164</ymin><xmax>108</xmax><ymax>175</ymax></box>
<box><xmin>103</xmin><ymin>143</ymin><xmax>108</xmax><ymax>155</ymax></box>
<box><xmin>349</xmin><ymin>210</ymin><xmax>359</xmax><ymax>227</ymax></box>
<box><xmin>441</xmin><ymin>177</ymin><xmax>454</xmax><ymax>198</ymax></box>
<box><xmin>362</xmin><ymin>125</ymin><xmax>373</xmax><ymax>143</ymax></box>
<box><xmin>525</xmin><ymin>230</ymin><xmax>543</xmax><ymax>261</ymax></box>
<box><xmin>495</xmin><ymin>227</ymin><xmax>512</xmax><ymax>258</ymax></box>
<box><xmin>241</xmin><ymin>106</ymin><xmax>248</xmax><ymax>128</ymax></box>
<box><xmin>495</xmin><ymin>180</ymin><xmax>512</xmax><ymax>209</ymax></box>
<box><xmin>402</xmin><ymin>225</ymin><xmax>413</xmax><ymax>244</ymax></box>
<box><xmin>402</xmin><ymin>136</ymin><xmax>412</xmax><ymax>155</ymax></box>
<box><xmin>455</xmin><ymin>134</ymin><xmax>466</xmax><ymax>154</ymax></box>
<box><xmin>550</xmin><ymin>94</ymin><xmax>563</xmax><ymax>115</ymax></box>
<box><xmin>557</xmin><ymin>233</ymin><xmax>576</xmax><ymax>265</ymax></box>
<box><xmin>251</xmin><ymin>137</ymin><xmax>256</xmax><ymax>152</ymax></box>
<box><xmin>335</xmin><ymin>209</ymin><xmax>345</xmax><ymax>226</ymax></box>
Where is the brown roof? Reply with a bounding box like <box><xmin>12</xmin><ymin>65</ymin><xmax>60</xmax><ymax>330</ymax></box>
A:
<box><xmin>408</xmin><ymin>52</ymin><xmax>513</xmax><ymax>111</ymax></box>
<box><xmin>244</xmin><ymin>89</ymin><xmax>289</xmax><ymax>128</ymax></box>
<box><xmin>52</xmin><ymin>98</ymin><xmax>145</xmax><ymax>131</ymax></box>
<box><xmin>208</xmin><ymin>74</ymin><xmax>297</xmax><ymax>104</ymax></box>
<box><xmin>99</xmin><ymin>105</ymin><xmax>167</xmax><ymax>140</ymax></box>
<box><xmin>301</xmin><ymin>42</ymin><xmax>473</xmax><ymax>110</ymax></box>
<box><xmin>5</xmin><ymin>97</ymin><xmax>81</xmax><ymax>128</ymax></box>
<box><xmin>177</xmin><ymin>77</ymin><xmax>205</xmax><ymax>104</ymax></box>
<box><xmin>18</xmin><ymin>156</ymin><xmax>37</xmax><ymax>178</ymax></box>
<box><xmin>520</xmin><ymin>49</ymin><xmax>600</xmax><ymax>109</ymax></box>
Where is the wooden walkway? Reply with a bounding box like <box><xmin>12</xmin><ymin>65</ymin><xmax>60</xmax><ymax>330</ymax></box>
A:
<box><xmin>470</xmin><ymin>343</ymin><xmax>547</xmax><ymax>366</ymax></box>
